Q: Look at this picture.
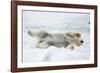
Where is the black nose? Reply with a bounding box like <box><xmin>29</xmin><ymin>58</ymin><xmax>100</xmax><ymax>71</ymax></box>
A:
<box><xmin>81</xmin><ymin>40</ymin><xmax>84</xmax><ymax>43</ymax></box>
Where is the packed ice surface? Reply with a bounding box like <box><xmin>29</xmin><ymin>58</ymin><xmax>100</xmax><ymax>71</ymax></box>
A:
<box><xmin>22</xmin><ymin>10</ymin><xmax>90</xmax><ymax>63</ymax></box>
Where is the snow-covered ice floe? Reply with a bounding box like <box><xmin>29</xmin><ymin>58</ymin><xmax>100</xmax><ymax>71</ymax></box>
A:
<box><xmin>22</xmin><ymin>31</ymin><xmax>90</xmax><ymax>63</ymax></box>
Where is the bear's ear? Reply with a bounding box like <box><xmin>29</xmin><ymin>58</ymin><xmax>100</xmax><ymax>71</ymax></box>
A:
<box><xmin>74</xmin><ymin>33</ymin><xmax>81</xmax><ymax>38</ymax></box>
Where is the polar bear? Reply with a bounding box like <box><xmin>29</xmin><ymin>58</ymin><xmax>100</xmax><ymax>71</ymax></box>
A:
<box><xmin>28</xmin><ymin>31</ymin><xmax>83</xmax><ymax>49</ymax></box>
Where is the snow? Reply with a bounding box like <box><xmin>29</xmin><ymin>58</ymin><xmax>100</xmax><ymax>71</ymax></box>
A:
<box><xmin>22</xmin><ymin>10</ymin><xmax>90</xmax><ymax>63</ymax></box>
<box><xmin>23</xmin><ymin>32</ymin><xmax>90</xmax><ymax>63</ymax></box>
